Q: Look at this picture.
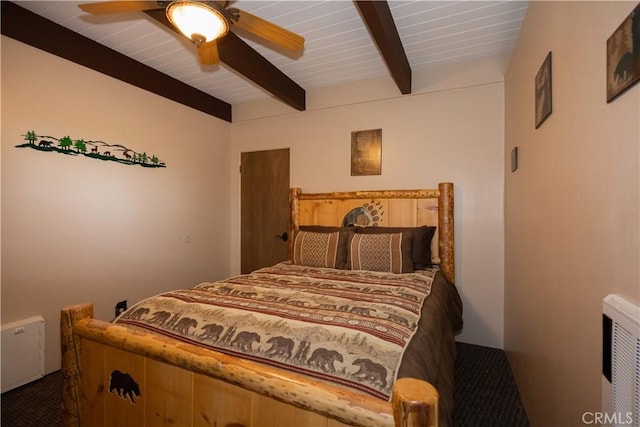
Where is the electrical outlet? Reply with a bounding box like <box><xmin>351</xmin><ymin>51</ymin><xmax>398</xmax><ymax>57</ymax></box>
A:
<box><xmin>115</xmin><ymin>300</ymin><xmax>128</xmax><ymax>317</ymax></box>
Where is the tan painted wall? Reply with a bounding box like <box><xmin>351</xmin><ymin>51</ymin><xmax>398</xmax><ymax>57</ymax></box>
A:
<box><xmin>1</xmin><ymin>37</ymin><xmax>232</xmax><ymax>373</ymax></box>
<box><xmin>504</xmin><ymin>2</ymin><xmax>640</xmax><ymax>425</ymax></box>
<box><xmin>230</xmin><ymin>55</ymin><xmax>509</xmax><ymax>348</ymax></box>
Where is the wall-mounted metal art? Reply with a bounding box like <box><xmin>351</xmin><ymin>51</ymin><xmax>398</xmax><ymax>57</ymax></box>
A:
<box><xmin>351</xmin><ymin>128</ymin><xmax>382</xmax><ymax>176</ymax></box>
<box><xmin>341</xmin><ymin>200</ymin><xmax>384</xmax><ymax>227</ymax></box>
<box><xmin>17</xmin><ymin>130</ymin><xmax>166</xmax><ymax>168</ymax></box>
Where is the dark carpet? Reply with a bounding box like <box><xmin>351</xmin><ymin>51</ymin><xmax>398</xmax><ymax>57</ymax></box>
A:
<box><xmin>453</xmin><ymin>342</ymin><xmax>529</xmax><ymax>426</ymax></box>
<box><xmin>1</xmin><ymin>341</ymin><xmax>528</xmax><ymax>426</ymax></box>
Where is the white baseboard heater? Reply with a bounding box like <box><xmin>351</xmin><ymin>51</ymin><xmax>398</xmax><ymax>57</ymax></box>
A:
<box><xmin>602</xmin><ymin>294</ymin><xmax>640</xmax><ymax>426</ymax></box>
<box><xmin>1</xmin><ymin>316</ymin><xmax>45</xmax><ymax>393</ymax></box>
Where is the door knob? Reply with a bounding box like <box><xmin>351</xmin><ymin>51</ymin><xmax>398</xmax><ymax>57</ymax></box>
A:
<box><xmin>275</xmin><ymin>232</ymin><xmax>288</xmax><ymax>242</ymax></box>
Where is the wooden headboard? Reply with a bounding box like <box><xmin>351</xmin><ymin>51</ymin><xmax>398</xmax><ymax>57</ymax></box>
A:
<box><xmin>289</xmin><ymin>182</ymin><xmax>455</xmax><ymax>284</ymax></box>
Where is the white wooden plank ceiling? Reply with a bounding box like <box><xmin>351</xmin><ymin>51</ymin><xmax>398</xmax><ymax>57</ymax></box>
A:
<box><xmin>13</xmin><ymin>1</ymin><xmax>528</xmax><ymax>105</ymax></box>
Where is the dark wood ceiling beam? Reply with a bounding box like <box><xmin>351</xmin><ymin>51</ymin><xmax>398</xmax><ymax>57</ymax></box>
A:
<box><xmin>1</xmin><ymin>1</ymin><xmax>232</xmax><ymax>122</ymax></box>
<box><xmin>355</xmin><ymin>0</ymin><xmax>412</xmax><ymax>94</ymax></box>
<box><xmin>218</xmin><ymin>33</ymin><xmax>306</xmax><ymax>111</ymax></box>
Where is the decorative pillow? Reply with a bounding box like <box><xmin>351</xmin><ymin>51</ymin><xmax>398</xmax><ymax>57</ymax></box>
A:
<box><xmin>349</xmin><ymin>232</ymin><xmax>413</xmax><ymax>274</ymax></box>
<box><xmin>298</xmin><ymin>226</ymin><xmax>355</xmax><ymax>269</ymax></box>
<box><xmin>356</xmin><ymin>225</ymin><xmax>436</xmax><ymax>269</ymax></box>
<box><xmin>292</xmin><ymin>231</ymin><xmax>341</xmax><ymax>268</ymax></box>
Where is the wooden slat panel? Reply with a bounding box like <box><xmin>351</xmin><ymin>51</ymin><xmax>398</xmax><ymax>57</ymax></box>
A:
<box><xmin>80</xmin><ymin>340</ymin><xmax>105</xmax><ymax>426</ymax></box>
<box><xmin>253</xmin><ymin>393</ymin><xmax>330</xmax><ymax>427</ymax></box>
<box><xmin>328</xmin><ymin>418</ymin><xmax>353</xmax><ymax>427</ymax></box>
<box><xmin>193</xmin><ymin>375</ymin><xmax>252</xmax><ymax>427</ymax></box>
<box><xmin>299</xmin><ymin>200</ymin><xmax>339</xmax><ymax>225</ymax></box>
<box><xmin>416</xmin><ymin>199</ymin><xmax>439</xmax><ymax>227</ymax></box>
<box><xmin>386</xmin><ymin>199</ymin><xmax>417</xmax><ymax>226</ymax></box>
<box><xmin>145</xmin><ymin>359</ymin><xmax>193</xmax><ymax>427</ymax></box>
<box><xmin>300</xmin><ymin>199</ymin><xmax>397</xmax><ymax>227</ymax></box>
<box><xmin>104</xmin><ymin>346</ymin><xmax>145</xmax><ymax>426</ymax></box>
<box><xmin>300</xmin><ymin>197</ymin><xmax>435</xmax><ymax>228</ymax></box>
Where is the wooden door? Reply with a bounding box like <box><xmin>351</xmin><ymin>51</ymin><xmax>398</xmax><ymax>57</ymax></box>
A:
<box><xmin>240</xmin><ymin>148</ymin><xmax>290</xmax><ymax>274</ymax></box>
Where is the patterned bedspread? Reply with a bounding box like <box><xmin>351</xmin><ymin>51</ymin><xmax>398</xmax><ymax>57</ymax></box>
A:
<box><xmin>116</xmin><ymin>262</ymin><xmax>437</xmax><ymax>400</ymax></box>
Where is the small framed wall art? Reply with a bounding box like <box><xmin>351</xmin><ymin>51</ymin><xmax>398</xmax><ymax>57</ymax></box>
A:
<box><xmin>606</xmin><ymin>3</ymin><xmax>640</xmax><ymax>103</ymax></box>
<box><xmin>351</xmin><ymin>128</ymin><xmax>382</xmax><ymax>176</ymax></box>
<box><xmin>535</xmin><ymin>51</ymin><xmax>552</xmax><ymax>129</ymax></box>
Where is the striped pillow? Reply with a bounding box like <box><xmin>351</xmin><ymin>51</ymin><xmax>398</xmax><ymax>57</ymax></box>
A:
<box><xmin>292</xmin><ymin>231</ymin><xmax>340</xmax><ymax>268</ymax></box>
<box><xmin>349</xmin><ymin>232</ymin><xmax>413</xmax><ymax>274</ymax></box>
<box><xmin>298</xmin><ymin>226</ymin><xmax>355</xmax><ymax>269</ymax></box>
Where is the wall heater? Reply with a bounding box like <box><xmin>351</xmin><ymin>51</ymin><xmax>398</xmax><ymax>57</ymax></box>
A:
<box><xmin>602</xmin><ymin>294</ymin><xmax>640</xmax><ymax>426</ymax></box>
<box><xmin>1</xmin><ymin>316</ymin><xmax>45</xmax><ymax>393</ymax></box>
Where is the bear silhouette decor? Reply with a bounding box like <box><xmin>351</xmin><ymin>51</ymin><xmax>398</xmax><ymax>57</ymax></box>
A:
<box><xmin>109</xmin><ymin>370</ymin><xmax>141</xmax><ymax>403</ymax></box>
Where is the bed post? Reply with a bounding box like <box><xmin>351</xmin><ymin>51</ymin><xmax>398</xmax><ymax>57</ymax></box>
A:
<box><xmin>61</xmin><ymin>303</ymin><xmax>93</xmax><ymax>427</ymax></box>
<box><xmin>438</xmin><ymin>182</ymin><xmax>455</xmax><ymax>285</ymax></box>
<box><xmin>289</xmin><ymin>187</ymin><xmax>301</xmax><ymax>260</ymax></box>
<box><xmin>392</xmin><ymin>378</ymin><xmax>439</xmax><ymax>427</ymax></box>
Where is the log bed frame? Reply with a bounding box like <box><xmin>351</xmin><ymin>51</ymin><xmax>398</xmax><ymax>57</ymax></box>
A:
<box><xmin>61</xmin><ymin>182</ymin><xmax>454</xmax><ymax>427</ymax></box>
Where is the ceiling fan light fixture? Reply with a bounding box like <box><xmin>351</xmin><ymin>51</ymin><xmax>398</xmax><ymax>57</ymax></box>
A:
<box><xmin>166</xmin><ymin>1</ymin><xmax>229</xmax><ymax>46</ymax></box>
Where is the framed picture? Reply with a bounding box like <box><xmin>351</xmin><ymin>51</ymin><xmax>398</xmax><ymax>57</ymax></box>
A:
<box><xmin>606</xmin><ymin>3</ymin><xmax>640</xmax><ymax>103</ymax></box>
<box><xmin>351</xmin><ymin>129</ymin><xmax>382</xmax><ymax>176</ymax></box>
<box><xmin>535</xmin><ymin>52</ymin><xmax>552</xmax><ymax>129</ymax></box>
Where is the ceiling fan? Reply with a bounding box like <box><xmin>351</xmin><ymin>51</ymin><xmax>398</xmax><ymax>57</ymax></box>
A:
<box><xmin>78</xmin><ymin>1</ymin><xmax>305</xmax><ymax>65</ymax></box>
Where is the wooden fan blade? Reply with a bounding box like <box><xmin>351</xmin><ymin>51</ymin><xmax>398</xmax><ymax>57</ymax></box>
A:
<box><xmin>234</xmin><ymin>10</ymin><xmax>304</xmax><ymax>52</ymax></box>
<box><xmin>79</xmin><ymin>1</ymin><xmax>163</xmax><ymax>15</ymax></box>
<box><xmin>199</xmin><ymin>41</ymin><xmax>220</xmax><ymax>65</ymax></box>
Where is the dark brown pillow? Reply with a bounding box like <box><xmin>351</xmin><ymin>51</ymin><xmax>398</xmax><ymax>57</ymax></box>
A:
<box><xmin>298</xmin><ymin>226</ymin><xmax>355</xmax><ymax>269</ymax></box>
<box><xmin>355</xmin><ymin>225</ymin><xmax>436</xmax><ymax>269</ymax></box>
<box><xmin>348</xmin><ymin>232</ymin><xmax>413</xmax><ymax>273</ymax></box>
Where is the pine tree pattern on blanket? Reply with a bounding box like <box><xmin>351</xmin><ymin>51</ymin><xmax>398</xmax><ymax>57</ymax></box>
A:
<box><xmin>116</xmin><ymin>262</ymin><xmax>435</xmax><ymax>400</ymax></box>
